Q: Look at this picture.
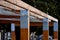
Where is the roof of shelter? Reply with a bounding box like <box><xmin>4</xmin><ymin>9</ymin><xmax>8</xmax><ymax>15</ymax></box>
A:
<box><xmin>0</xmin><ymin>0</ymin><xmax>58</xmax><ymax>22</ymax></box>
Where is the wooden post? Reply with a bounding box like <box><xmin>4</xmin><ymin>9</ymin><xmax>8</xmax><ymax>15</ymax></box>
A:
<box><xmin>43</xmin><ymin>18</ymin><xmax>49</xmax><ymax>40</ymax></box>
<box><xmin>53</xmin><ymin>22</ymin><xmax>58</xmax><ymax>40</ymax></box>
<box><xmin>11</xmin><ymin>23</ymin><xmax>16</xmax><ymax>40</ymax></box>
<box><xmin>20</xmin><ymin>9</ymin><xmax>29</xmax><ymax>40</ymax></box>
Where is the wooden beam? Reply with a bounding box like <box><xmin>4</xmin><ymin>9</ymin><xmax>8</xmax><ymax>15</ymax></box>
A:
<box><xmin>20</xmin><ymin>28</ymin><xmax>28</xmax><ymax>40</ymax></box>
<box><xmin>30</xmin><ymin>22</ymin><xmax>53</xmax><ymax>27</ymax></box>
<box><xmin>0</xmin><ymin>18</ymin><xmax>20</xmax><ymax>21</ymax></box>
<box><xmin>0</xmin><ymin>8</ymin><xmax>20</xmax><ymax>16</ymax></box>
<box><xmin>30</xmin><ymin>12</ymin><xmax>44</xmax><ymax>19</ymax></box>
<box><xmin>11</xmin><ymin>23</ymin><xmax>16</xmax><ymax>40</ymax></box>
<box><xmin>0</xmin><ymin>15</ymin><xmax>20</xmax><ymax>18</ymax></box>
<box><xmin>0</xmin><ymin>1</ymin><xmax>22</xmax><ymax>10</ymax></box>
<box><xmin>0</xmin><ymin>6</ymin><xmax>12</xmax><ymax>10</ymax></box>
<box><xmin>54</xmin><ymin>31</ymin><xmax>58</xmax><ymax>39</ymax></box>
<box><xmin>0</xmin><ymin>20</ymin><xmax>20</xmax><ymax>24</ymax></box>
<box><xmin>43</xmin><ymin>30</ymin><xmax>49</xmax><ymax>40</ymax></box>
<box><xmin>0</xmin><ymin>4</ymin><xmax>46</xmax><ymax>20</ymax></box>
<box><xmin>0</xmin><ymin>6</ymin><xmax>20</xmax><ymax>14</ymax></box>
<box><xmin>15</xmin><ymin>22</ymin><xmax>53</xmax><ymax>27</ymax></box>
<box><xmin>43</xmin><ymin>18</ymin><xmax>49</xmax><ymax>40</ymax></box>
<box><xmin>0</xmin><ymin>20</ymin><xmax>53</xmax><ymax>27</ymax></box>
<box><xmin>20</xmin><ymin>10</ymin><xmax>30</xmax><ymax>40</ymax></box>
<box><xmin>53</xmin><ymin>22</ymin><xmax>58</xmax><ymax>39</ymax></box>
<box><xmin>0</xmin><ymin>14</ymin><xmax>50</xmax><ymax>22</ymax></box>
<box><xmin>0</xmin><ymin>6</ymin><xmax>49</xmax><ymax>22</ymax></box>
<box><xmin>30</xmin><ymin>12</ymin><xmax>51</xmax><ymax>22</ymax></box>
<box><xmin>0</xmin><ymin>0</ymin><xmax>55</xmax><ymax>22</ymax></box>
<box><xmin>4</xmin><ymin>0</ymin><xmax>58</xmax><ymax>22</ymax></box>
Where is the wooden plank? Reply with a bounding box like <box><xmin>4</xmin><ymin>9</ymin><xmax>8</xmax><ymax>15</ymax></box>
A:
<box><xmin>0</xmin><ymin>1</ymin><xmax>22</xmax><ymax>10</ymax></box>
<box><xmin>11</xmin><ymin>32</ymin><xmax>16</xmax><ymax>40</ymax></box>
<box><xmin>15</xmin><ymin>22</ymin><xmax>53</xmax><ymax>27</ymax></box>
<box><xmin>0</xmin><ymin>6</ymin><xmax>20</xmax><ymax>14</ymax></box>
<box><xmin>0</xmin><ymin>20</ymin><xmax>20</xmax><ymax>24</ymax></box>
<box><xmin>0</xmin><ymin>7</ymin><xmax>20</xmax><ymax>16</ymax></box>
<box><xmin>43</xmin><ymin>18</ymin><xmax>49</xmax><ymax>40</ymax></box>
<box><xmin>20</xmin><ymin>28</ymin><xmax>28</xmax><ymax>40</ymax></box>
<box><xmin>54</xmin><ymin>31</ymin><xmax>58</xmax><ymax>39</ymax></box>
<box><xmin>20</xmin><ymin>10</ymin><xmax>30</xmax><ymax>40</ymax></box>
<box><xmin>0</xmin><ymin>20</ymin><xmax>53</xmax><ymax>27</ymax></box>
<box><xmin>0</xmin><ymin>2</ymin><xmax>46</xmax><ymax>21</ymax></box>
<box><xmin>53</xmin><ymin>22</ymin><xmax>58</xmax><ymax>39</ymax></box>
<box><xmin>30</xmin><ymin>22</ymin><xmax>53</xmax><ymax>27</ymax></box>
<box><xmin>5</xmin><ymin>0</ymin><xmax>58</xmax><ymax>22</ymax></box>
<box><xmin>11</xmin><ymin>23</ymin><xmax>16</xmax><ymax>40</ymax></box>
<box><xmin>0</xmin><ymin>8</ymin><xmax>51</xmax><ymax>22</ymax></box>
<box><xmin>30</xmin><ymin>12</ymin><xmax>44</xmax><ymax>19</ymax></box>
<box><xmin>43</xmin><ymin>30</ymin><xmax>49</xmax><ymax>40</ymax></box>
<box><xmin>0</xmin><ymin>15</ymin><xmax>20</xmax><ymax>18</ymax></box>
<box><xmin>0</xmin><ymin>0</ymin><xmax>54</xmax><ymax>22</ymax></box>
<box><xmin>0</xmin><ymin>6</ymin><xmax>12</xmax><ymax>10</ymax></box>
<box><xmin>0</xmin><ymin>18</ymin><xmax>20</xmax><ymax>21</ymax></box>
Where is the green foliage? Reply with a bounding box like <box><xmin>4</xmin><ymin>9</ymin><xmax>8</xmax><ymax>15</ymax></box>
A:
<box><xmin>22</xmin><ymin>0</ymin><xmax>59</xmax><ymax>19</ymax></box>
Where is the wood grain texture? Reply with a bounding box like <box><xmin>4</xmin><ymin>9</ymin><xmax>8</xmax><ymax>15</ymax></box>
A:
<box><xmin>54</xmin><ymin>31</ymin><xmax>58</xmax><ymax>39</ymax></box>
<box><xmin>20</xmin><ymin>28</ymin><xmax>28</xmax><ymax>40</ymax></box>
<box><xmin>43</xmin><ymin>30</ymin><xmax>49</xmax><ymax>40</ymax></box>
<box><xmin>0</xmin><ymin>20</ymin><xmax>53</xmax><ymax>27</ymax></box>
<box><xmin>11</xmin><ymin>31</ymin><xmax>16</xmax><ymax>40</ymax></box>
<box><xmin>0</xmin><ymin>0</ymin><xmax>58</xmax><ymax>22</ymax></box>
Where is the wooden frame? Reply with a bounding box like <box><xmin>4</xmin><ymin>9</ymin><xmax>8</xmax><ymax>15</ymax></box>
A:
<box><xmin>0</xmin><ymin>0</ymin><xmax>58</xmax><ymax>40</ymax></box>
<box><xmin>0</xmin><ymin>0</ymin><xmax>58</xmax><ymax>22</ymax></box>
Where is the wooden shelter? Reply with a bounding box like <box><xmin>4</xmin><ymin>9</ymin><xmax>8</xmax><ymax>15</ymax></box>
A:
<box><xmin>0</xmin><ymin>0</ymin><xmax>58</xmax><ymax>40</ymax></box>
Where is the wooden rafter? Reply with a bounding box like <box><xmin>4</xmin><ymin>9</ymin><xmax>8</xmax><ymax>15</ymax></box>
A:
<box><xmin>0</xmin><ymin>19</ymin><xmax>53</xmax><ymax>27</ymax></box>
<box><xmin>4</xmin><ymin>0</ymin><xmax>58</xmax><ymax>22</ymax></box>
<box><xmin>0</xmin><ymin>0</ymin><xmax>58</xmax><ymax>22</ymax></box>
<box><xmin>0</xmin><ymin>6</ymin><xmax>47</xmax><ymax>21</ymax></box>
<box><xmin>0</xmin><ymin>15</ymin><xmax>20</xmax><ymax>18</ymax></box>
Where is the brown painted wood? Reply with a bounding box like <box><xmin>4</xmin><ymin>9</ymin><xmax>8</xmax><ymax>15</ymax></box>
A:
<box><xmin>30</xmin><ymin>22</ymin><xmax>53</xmax><ymax>27</ymax></box>
<box><xmin>0</xmin><ymin>15</ymin><xmax>20</xmax><ymax>18</ymax></box>
<box><xmin>3</xmin><ymin>0</ymin><xmax>58</xmax><ymax>22</ymax></box>
<box><xmin>43</xmin><ymin>30</ymin><xmax>49</xmax><ymax>40</ymax></box>
<box><xmin>54</xmin><ymin>31</ymin><xmax>58</xmax><ymax>39</ymax></box>
<box><xmin>20</xmin><ymin>28</ymin><xmax>28</xmax><ymax>40</ymax></box>
<box><xmin>0</xmin><ymin>20</ymin><xmax>53</xmax><ymax>27</ymax></box>
<box><xmin>11</xmin><ymin>31</ymin><xmax>16</xmax><ymax>40</ymax></box>
<box><xmin>0</xmin><ymin>20</ymin><xmax>20</xmax><ymax>24</ymax></box>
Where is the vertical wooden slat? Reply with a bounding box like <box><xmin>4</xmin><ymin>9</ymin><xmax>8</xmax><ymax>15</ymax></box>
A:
<box><xmin>54</xmin><ymin>31</ymin><xmax>58</xmax><ymax>39</ymax></box>
<box><xmin>11</xmin><ymin>23</ymin><xmax>16</xmax><ymax>40</ymax></box>
<box><xmin>11</xmin><ymin>31</ymin><xmax>16</xmax><ymax>40</ymax></box>
<box><xmin>54</xmin><ymin>22</ymin><xmax>58</xmax><ymax>40</ymax></box>
<box><xmin>20</xmin><ymin>29</ymin><xmax>28</xmax><ymax>40</ymax></box>
<box><xmin>43</xmin><ymin>18</ymin><xmax>49</xmax><ymax>40</ymax></box>
<box><xmin>43</xmin><ymin>30</ymin><xmax>49</xmax><ymax>40</ymax></box>
<box><xmin>20</xmin><ymin>9</ymin><xmax>29</xmax><ymax>40</ymax></box>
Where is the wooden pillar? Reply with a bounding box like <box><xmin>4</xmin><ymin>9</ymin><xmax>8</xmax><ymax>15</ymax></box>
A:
<box><xmin>53</xmin><ymin>22</ymin><xmax>58</xmax><ymax>40</ymax></box>
<box><xmin>11</xmin><ymin>23</ymin><xmax>16</xmax><ymax>40</ymax></box>
<box><xmin>43</xmin><ymin>18</ymin><xmax>49</xmax><ymax>40</ymax></box>
<box><xmin>20</xmin><ymin>9</ymin><xmax>29</xmax><ymax>40</ymax></box>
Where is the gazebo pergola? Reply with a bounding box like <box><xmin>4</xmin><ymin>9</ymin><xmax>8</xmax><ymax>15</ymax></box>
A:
<box><xmin>0</xmin><ymin>0</ymin><xmax>58</xmax><ymax>40</ymax></box>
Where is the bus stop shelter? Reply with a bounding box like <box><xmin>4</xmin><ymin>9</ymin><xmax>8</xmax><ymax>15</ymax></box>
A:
<box><xmin>0</xmin><ymin>0</ymin><xmax>58</xmax><ymax>40</ymax></box>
